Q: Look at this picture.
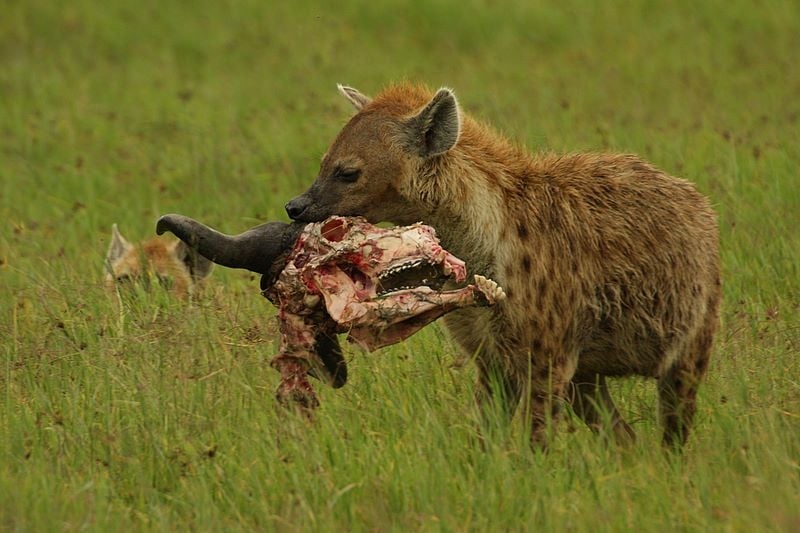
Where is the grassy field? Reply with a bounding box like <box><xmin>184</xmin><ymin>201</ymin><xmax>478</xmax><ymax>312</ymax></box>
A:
<box><xmin>2</xmin><ymin>0</ymin><xmax>799</xmax><ymax>530</ymax></box>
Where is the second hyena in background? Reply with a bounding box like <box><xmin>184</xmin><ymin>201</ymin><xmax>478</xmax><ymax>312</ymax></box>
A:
<box><xmin>105</xmin><ymin>224</ymin><xmax>213</xmax><ymax>297</ymax></box>
<box><xmin>285</xmin><ymin>83</ymin><xmax>721</xmax><ymax>448</ymax></box>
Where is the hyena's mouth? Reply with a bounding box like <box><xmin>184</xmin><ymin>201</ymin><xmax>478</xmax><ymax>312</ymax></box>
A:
<box><xmin>376</xmin><ymin>259</ymin><xmax>451</xmax><ymax>296</ymax></box>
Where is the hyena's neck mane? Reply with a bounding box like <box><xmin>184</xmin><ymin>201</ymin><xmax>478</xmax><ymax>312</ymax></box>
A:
<box><xmin>408</xmin><ymin>114</ymin><xmax>539</xmax><ymax>274</ymax></box>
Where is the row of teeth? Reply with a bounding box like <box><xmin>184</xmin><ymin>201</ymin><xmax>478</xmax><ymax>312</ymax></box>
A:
<box><xmin>380</xmin><ymin>285</ymin><xmax>417</xmax><ymax>293</ymax></box>
<box><xmin>378</xmin><ymin>259</ymin><xmax>434</xmax><ymax>280</ymax></box>
<box><xmin>378</xmin><ymin>277</ymin><xmax>438</xmax><ymax>296</ymax></box>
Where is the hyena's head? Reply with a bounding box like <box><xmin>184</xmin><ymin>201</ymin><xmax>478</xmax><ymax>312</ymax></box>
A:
<box><xmin>105</xmin><ymin>224</ymin><xmax>213</xmax><ymax>297</ymax></box>
<box><xmin>285</xmin><ymin>84</ymin><xmax>461</xmax><ymax>225</ymax></box>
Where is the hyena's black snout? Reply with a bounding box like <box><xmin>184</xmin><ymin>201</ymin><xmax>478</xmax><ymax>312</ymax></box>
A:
<box><xmin>286</xmin><ymin>191</ymin><xmax>332</xmax><ymax>222</ymax></box>
<box><xmin>285</xmin><ymin>194</ymin><xmax>311</xmax><ymax>221</ymax></box>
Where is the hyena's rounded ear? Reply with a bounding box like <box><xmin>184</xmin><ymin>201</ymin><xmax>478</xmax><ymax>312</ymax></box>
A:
<box><xmin>404</xmin><ymin>88</ymin><xmax>461</xmax><ymax>158</ymax></box>
<box><xmin>337</xmin><ymin>84</ymin><xmax>372</xmax><ymax>111</ymax></box>
<box><xmin>173</xmin><ymin>240</ymin><xmax>214</xmax><ymax>280</ymax></box>
<box><xmin>106</xmin><ymin>223</ymin><xmax>133</xmax><ymax>263</ymax></box>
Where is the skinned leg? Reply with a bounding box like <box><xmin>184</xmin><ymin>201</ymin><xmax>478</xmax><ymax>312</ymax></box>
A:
<box><xmin>270</xmin><ymin>312</ymin><xmax>322</xmax><ymax>412</ymax></box>
<box><xmin>271</xmin><ymin>357</ymin><xmax>319</xmax><ymax>416</ymax></box>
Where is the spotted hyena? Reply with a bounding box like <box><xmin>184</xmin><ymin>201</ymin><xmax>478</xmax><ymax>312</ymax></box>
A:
<box><xmin>105</xmin><ymin>223</ymin><xmax>213</xmax><ymax>297</ymax></box>
<box><xmin>285</xmin><ymin>83</ymin><xmax>721</xmax><ymax>448</ymax></box>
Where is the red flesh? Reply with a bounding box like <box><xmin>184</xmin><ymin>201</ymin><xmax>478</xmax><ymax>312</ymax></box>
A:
<box><xmin>263</xmin><ymin>216</ymin><xmax>498</xmax><ymax>410</ymax></box>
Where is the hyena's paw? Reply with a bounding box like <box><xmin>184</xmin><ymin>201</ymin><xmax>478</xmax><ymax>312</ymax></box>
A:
<box><xmin>472</xmin><ymin>275</ymin><xmax>507</xmax><ymax>306</ymax></box>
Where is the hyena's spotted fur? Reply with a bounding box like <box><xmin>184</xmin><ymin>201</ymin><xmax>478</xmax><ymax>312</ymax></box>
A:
<box><xmin>105</xmin><ymin>224</ymin><xmax>213</xmax><ymax>297</ymax></box>
<box><xmin>286</xmin><ymin>84</ymin><xmax>721</xmax><ymax>448</ymax></box>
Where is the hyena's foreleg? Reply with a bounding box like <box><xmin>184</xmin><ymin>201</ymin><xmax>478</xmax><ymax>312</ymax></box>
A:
<box><xmin>474</xmin><ymin>350</ymin><xmax>522</xmax><ymax>424</ymax></box>
<box><xmin>570</xmin><ymin>373</ymin><xmax>636</xmax><ymax>445</ymax></box>
<box><xmin>444</xmin><ymin>311</ymin><xmax>526</xmax><ymax>451</ymax></box>
<box><xmin>521</xmin><ymin>346</ymin><xmax>581</xmax><ymax>450</ymax></box>
<box><xmin>445</xmin><ymin>310</ymin><xmax>522</xmax><ymax>427</ymax></box>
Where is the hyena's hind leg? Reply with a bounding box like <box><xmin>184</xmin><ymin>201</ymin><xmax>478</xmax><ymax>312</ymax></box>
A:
<box><xmin>569</xmin><ymin>373</ymin><xmax>636</xmax><ymax>445</ymax></box>
<box><xmin>658</xmin><ymin>316</ymin><xmax>716</xmax><ymax>449</ymax></box>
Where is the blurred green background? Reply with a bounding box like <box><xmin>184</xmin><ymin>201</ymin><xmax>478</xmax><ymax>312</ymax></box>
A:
<box><xmin>1</xmin><ymin>1</ymin><xmax>798</xmax><ymax>530</ymax></box>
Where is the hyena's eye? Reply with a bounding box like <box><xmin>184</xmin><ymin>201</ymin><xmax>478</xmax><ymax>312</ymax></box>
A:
<box><xmin>334</xmin><ymin>168</ymin><xmax>361</xmax><ymax>183</ymax></box>
<box><xmin>115</xmin><ymin>274</ymin><xmax>134</xmax><ymax>283</ymax></box>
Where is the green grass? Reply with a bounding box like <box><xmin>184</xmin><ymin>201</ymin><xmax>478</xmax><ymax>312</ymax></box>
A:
<box><xmin>2</xmin><ymin>0</ymin><xmax>799</xmax><ymax>530</ymax></box>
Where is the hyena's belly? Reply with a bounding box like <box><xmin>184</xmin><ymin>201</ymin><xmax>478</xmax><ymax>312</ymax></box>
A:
<box><xmin>577</xmin><ymin>317</ymin><xmax>673</xmax><ymax>378</ymax></box>
<box><xmin>442</xmin><ymin>291</ymin><xmax>681</xmax><ymax>380</ymax></box>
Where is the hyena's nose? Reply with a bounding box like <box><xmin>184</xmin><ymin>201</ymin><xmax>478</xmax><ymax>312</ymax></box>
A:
<box><xmin>285</xmin><ymin>195</ymin><xmax>310</xmax><ymax>220</ymax></box>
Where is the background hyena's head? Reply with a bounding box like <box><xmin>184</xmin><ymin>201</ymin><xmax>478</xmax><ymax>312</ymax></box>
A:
<box><xmin>284</xmin><ymin>84</ymin><xmax>462</xmax><ymax>226</ymax></box>
<box><xmin>105</xmin><ymin>224</ymin><xmax>213</xmax><ymax>297</ymax></box>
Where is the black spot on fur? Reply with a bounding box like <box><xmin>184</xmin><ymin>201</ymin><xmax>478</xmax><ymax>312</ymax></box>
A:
<box><xmin>522</xmin><ymin>254</ymin><xmax>532</xmax><ymax>273</ymax></box>
<box><xmin>537</xmin><ymin>278</ymin><xmax>547</xmax><ymax>301</ymax></box>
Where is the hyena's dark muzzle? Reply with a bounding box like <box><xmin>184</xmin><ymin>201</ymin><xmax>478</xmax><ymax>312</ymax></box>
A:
<box><xmin>286</xmin><ymin>193</ymin><xmax>335</xmax><ymax>223</ymax></box>
<box><xmin>285</xmin><ymin>193</ymin><xmax>312</xmax><ymax>221</ymax></box>
<box><xmin>285</xmin><ymin>181</ymin><xmax>341</xmax><ymax>223</ymax></box>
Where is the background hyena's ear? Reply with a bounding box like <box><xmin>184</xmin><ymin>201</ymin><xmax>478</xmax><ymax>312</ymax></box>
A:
<box><xmin>404</xmin><ymin>88</ymin><xmax>461</xmax><ymax>158</ymax></box>
<box><xmin>106</xmin><ymin>224</ymin><xmax>134</xmax><ymax>264</ymax></box>
<box><xmin>337</xmin><ymin>84</ymin><xmax>372</xmax><ymax>111</ymax></box>
<box><xmin>172</xmin><ymin>240</ymin><xmax>214</xmax><ymax>280</ymax></box>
